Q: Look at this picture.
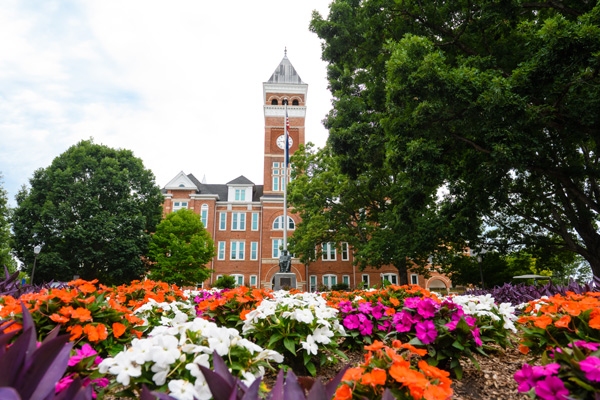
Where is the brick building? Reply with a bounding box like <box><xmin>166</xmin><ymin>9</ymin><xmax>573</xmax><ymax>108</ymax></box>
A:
<box><xmin>161</xmin><ymin>53</ymin><xmax>452</xmax><ymax>291</ymax></box>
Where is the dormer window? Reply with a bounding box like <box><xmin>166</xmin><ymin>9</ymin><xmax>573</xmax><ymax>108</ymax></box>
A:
<box><xmin>179</xmin><ymin>184</ymin><xmax>185</xmax><ymax>187</ymax></box>
<box><xmin>292</xmin><ymin>99</ymin><xmax>299</xmax><ymax>105</ymax></box>
<box><xmin>235</xmin><ymin>189</ymin><xmax>246</xmax><ymax>201</ymax></box>
<box><xmin>271</xmin><ymin>99</ymin><xmax>278</xmax><ymax>105</ymax></box>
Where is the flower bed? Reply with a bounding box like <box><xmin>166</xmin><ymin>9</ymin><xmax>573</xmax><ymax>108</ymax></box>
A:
<box><xmin>1</xmin><ymin>279</ymin><xmax>599</xmax><ymax>399</ymax></box>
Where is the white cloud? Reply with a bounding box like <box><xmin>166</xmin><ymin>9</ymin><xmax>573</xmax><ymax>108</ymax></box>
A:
<box><xmin>0</xmin><ymin>0</ymin><xmax>334</xmax><ymax>206</ymax></box>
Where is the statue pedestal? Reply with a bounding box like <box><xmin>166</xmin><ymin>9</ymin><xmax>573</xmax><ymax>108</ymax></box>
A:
<box><xmin>273</xmin><ymin>273</ymin><xmax>296</xmax><ymax>291</ymax></box>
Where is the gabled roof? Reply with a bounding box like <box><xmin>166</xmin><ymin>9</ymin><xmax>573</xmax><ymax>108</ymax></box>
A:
<box><xmin>164</xmin><ymin>171</ymin><xmax>198</xmax><ymax>190</ymax></box>
<box><xmin>267</xmin><ymin>51</ymin><xmax>304</xmax><ymax>84</ymax></box>
<box><xmin>227</xmin><ymin>175</ymin><xmax>254</xmax><ymax>185</ymax></box>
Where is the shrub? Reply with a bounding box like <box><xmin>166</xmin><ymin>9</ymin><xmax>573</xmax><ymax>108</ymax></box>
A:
<box><xmin>213</xmin><ymin>275</ymin><xmax>236</xmax><ymax>289</ymax></box>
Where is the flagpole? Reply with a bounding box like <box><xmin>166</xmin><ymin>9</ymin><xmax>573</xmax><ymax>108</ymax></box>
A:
<box><xmin>283</xmin><ymin>103</ymin><xmax>288</xmax><ymax>254</ymax></box>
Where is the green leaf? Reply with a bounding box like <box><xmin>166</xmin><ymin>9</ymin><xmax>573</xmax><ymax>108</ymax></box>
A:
<box><xmin>283</xmin><ymin>337</ymin><xmax>296</xmax><ymax>355</ymax></box>
<box><xmin>452</xmin><ymin>340</ymin><xmax>465</xmax><ymax>351</ymax></box>
<box><xmin>305</xmin><ymin>361</ymin><xmax>317</xmax><ymax>377</ymax></box>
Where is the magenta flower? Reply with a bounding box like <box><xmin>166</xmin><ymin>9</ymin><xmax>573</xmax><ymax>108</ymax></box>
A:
<box><xmin>570</xmin><ymin>341</ymin><xmax>600</xmax><ymax>352</ymax></box>
<box><xmin>579</xmin><ymin>356</ymin><xmax>600</xmax><ymax>382</ymax></box>
<box><xmin>68</xmin><ymin>343</ymin><xmax>99</xmax><ymax>366</ymax></box>
<box><xmin>471</xmin><ymin>326</ymin><xmax>482</xmax><ymax>346</ymax></box>
<box><xmin>377</xmin><ymin>320</ymin><xmax>391</xmax><ymax>332</ymax></box>
<box><xmin>416</xmin><ymin>298</ymin><xmax>438</xmax><ymax>319</ymax></box>
<box><xmin>357</xmin><ymin>302</ymin><xmax>373</xmax><ymax>314</ymax></box>
<box><xmin>393</xmin><ymin>310</ymin><xmax>413</xmax><ymax>333</ymax></box>
<box><xmin>535</xmin><ymin>375</ymin><xmax>569</xmax><ymax>400</ymax></box>
<box><xmin>465</xmin><ymin>316</ymin><xmax>477</xmax><ymax>327</ymax></box>
<box><xmin>343</xmin><ymin>314</ymin><xmax>360</xmax><ymax>330</ymax></box>
<box><xmin>404</xmin><ymin>297</ymin><xmax>420</xmax><ymax>309</ymax></box>
<box><xmin>445</xmin><ymin>319</ymin><xmax>458</xmax><ymax>331</ymax></box>
<box><xmin>415</xmin><ymin>320</ymin><xmax>437</xmax><ymax>344</ymax></box>
<box><xmin>55</xmin><ymin>374</ymin><xmax>74</xmax><ymax>394</ymax></box>
<box><xmin>358</xmin><ymin>314</ymin><xmax>373</xmax><ymax>335</ymax></box>
<box><xmin>339</xmin><ymin>301</ymin><xmax>355</xmax><ymax>314</ymax></box>
<box><xmin>371</xmin><ymin>304</ymin><xmax>384</xmax><ymax>319</ymax></box>
<box><xmin>515</xmin><ymin>363</ymin><xmax>545</xmax><ymax>392</ymax></box>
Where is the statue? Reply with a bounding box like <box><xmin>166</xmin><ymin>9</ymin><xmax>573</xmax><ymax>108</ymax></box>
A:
<box><xmin>278</xmin><ymin>250</ymin><xmax>292</xmax><ymax>273</ymax></box>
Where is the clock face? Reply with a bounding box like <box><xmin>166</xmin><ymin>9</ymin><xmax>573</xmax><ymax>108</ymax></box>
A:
<box><xmin>276</xmin><ymin>134</ymin><xmax>293</xmax><ymax>149</ymax></box>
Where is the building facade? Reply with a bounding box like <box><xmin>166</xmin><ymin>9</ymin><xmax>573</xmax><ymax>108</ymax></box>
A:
<box><xmin>161</xmin><ymin>53</ymin><xmax>451</xmax><ymax>291</ymax></box>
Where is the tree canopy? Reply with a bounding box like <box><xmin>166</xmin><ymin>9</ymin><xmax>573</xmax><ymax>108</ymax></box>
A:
<box><xmin>147</xmin><ymin>208</ymin><xmax>215</xmax><ymax>287</ymax></box>
<box><xmin>0</xmin><ymin>173</ymin><xmax>16</xmax><ymax>272</ymax></box>
<box><xmin>310</xmin><ymin>0</ymin><xmax>600</xmax><ymax>278</ymax></box>
<box><xmin>11</xmin><ymin>140</ymin><xmax>164</xmax><ymax>284</ymax></box>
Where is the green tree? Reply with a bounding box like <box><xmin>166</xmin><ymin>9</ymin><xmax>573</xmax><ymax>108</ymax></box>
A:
<box><xmin>311</xmin><ymin>0</ymin><xmax>600</xmax><ymax>278</ymax></box>
<box><xmin>289</xmin><ymin>144</ymin><xmax>447</xmax><ymax>285</ymax></box>
<box><xmin>11</xmin><ymin>140</ymin><xmax>164</xmax><ymax>284</ymax></box>
<box><xmin>147</xmin><ymin>208</ymin><xmax>215</xmax><ymax>286</ymax></box>
<box><xmin>0</xmin><ymin>173</ymin><xmax>17</xmax><ymax>273</ymax></box>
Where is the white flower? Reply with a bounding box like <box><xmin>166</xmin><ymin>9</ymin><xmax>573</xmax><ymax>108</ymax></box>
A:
<box><xmin>151</xmin><ymin>364</ymin><xmax>169</xmax><ymax>386</ymax></box>
<box><xmin>151</xmin><ymin>335</ymin><xmax>181</xmax><ymax>368</ymax></box>
<box><xmin>291</xmin><ymin>308</ymin><xmax>314</xmax><ymax>324</ymax></box>
<box><xmin>301</xmin><ymin>335</ymin><xmax>318</xmax><ymax>355</ymax></box>
<box><xmin>168</xmin><ymin>379</ymin><xmax>198</xmax><ymax>400</ymax></box>
<box><xmin>312</xmin><ymin>326</ymin><xmax>334</xmax><ymax>344</ymax></box>
<box><xmin>106</xmin><ymin>352</ymin><xmax>142</xmax><ymax>386</ymax></box>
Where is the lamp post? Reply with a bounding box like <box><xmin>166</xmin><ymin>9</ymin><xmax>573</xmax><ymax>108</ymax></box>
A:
<box><xmin>476</xmin><ymin>248</ymin><xmax>487</xmax><ymax>289</ymax></box>
<box><xmin>30</xmin><ymin>245</ymin><xmax>42</xmax><ymax>285</ymax></box>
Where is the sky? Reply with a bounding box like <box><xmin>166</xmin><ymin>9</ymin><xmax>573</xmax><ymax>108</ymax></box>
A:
<box><xmin>0</xmin><ymin>0</ymin><xmax>334</xmax><ymax>207</ymax></box>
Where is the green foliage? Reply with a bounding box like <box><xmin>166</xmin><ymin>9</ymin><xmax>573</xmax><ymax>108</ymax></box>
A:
<box><xmin>310</xmin><ymin>0</ymin><xmax>600</xmax><ymax>279</ymax></box>
<box><xmin>213</xmin><ymin>275</ymin><xmax>236</xmax><ymax>289</ymax></box>
<box><xmin>147</xmin><ymin>209</ymin><xmax>215</xmax><ymax>287</ymax></box>
<box><xmin>10</xmin><ymin>139</ymin><xmax>164</xmax><ymax>285</ymax></box>
<box><xmin>288</xmin><ymin>144</ymin><xmax>436</xmax><ymax>285</ymax></box>
<box><xmin>0</xmin><ymin>173</ymin><xmax>17</xmax><ymax>272</ymax></box>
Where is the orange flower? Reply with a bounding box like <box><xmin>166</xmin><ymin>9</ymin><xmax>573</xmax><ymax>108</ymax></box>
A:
<box><xmin>343</xmin><ymin>367</ymin><xmax>365</xmax><ymax>382</ymax></box>
<box><xmin>59</xmin><ymin>306</ymin><xmax>74</xmax><ymax>317</ymax></box>
<box><xmin>50</xmin><ymin>314</ymin><xmax>69</xmax><ymax>324</ymax></box>
<box><xmin>418</xmin><ymin>360</ymin><xmax>450</xmax><ymax>380</ymax></box>
<box><xmin>360</xmin><ymin>368</ymin><xmax>387</xmax><ymax>386</ymax></box>
<box><xmin>112</xmin><ymin>322</ymin><xmax>127</xmax><ymax>338</ymax></box>
<box><xmin>71</xmin><ymin>307</ymin><xmax>92</xmax><ymax>322</ymax></box>
<box><xmin>389</xmin><ymin>298</ymin><xmax>400</xmax><ymax>307</ymax></box>
<box><xmin>533</xmin><ymin>315</ymin><xmax>553</xmax><ymax>329</ymax></box>
<box><xmin>79</xmin><ymin>296</ymin><xmax>96</xmax><ymax>304</ymax></box>
<box><xmin>77</xmin><ymin>283</ymin><xmax>97</xmax><ymax>294</ymax></box>
<box><xmin>401</xmin><ymin>343</ymin><xmax>428</xmax><ymax>357</ymax></box>
<box><xmin>67</xmin><ymin>324</ymin><xmax>83</xmax><ymax>340</ymax></box>
<box><xmin>97</xmin><ymin>323</ymin><xmax>108</xmax><ymax>340</ymax></box>
<box><xmin>589</xmin><ymin>309</ymin><xmax>600</xmax><ymax>330</ymax></box>
<box><xmin>240</xmin><ymin>309</ymin><xmax>251</xmax><ymax>321</ymax></box>
<box><xmin>334</xmin><ymin>384</ymin><xmax>352</xmax><ymax>400</ymax></box>
<box><xmin>1</xmin><ymin>321</ymin><xmax>22</xmax><ymax>333</ymax></box>
<box><xmin>84</xmin><ymin>324</ymin><xmax>100</xmax><ymax>342</ymax></box>
<box><xmin>423</xmin><ymin>383</ymin><xmax>453</xmax><ymax>400</ymax></box>
<box><xmin>131</xmin><ymin>329</ymin><xmax>143</xmax><ymax>339</ymax></box>
<box><xmin>364</xmin><ymin>340</ymin><xmax>385</xmax><ymax>351</ymax></box>
<box><xmin>519</xmin><ymin>344</ymin><xmax>530</xmax><ymax>355</ymax></box>
<box><xmin>554</xmin><ymin>315</ymin><xmax>571</xmax><ymax>329</ymax></box>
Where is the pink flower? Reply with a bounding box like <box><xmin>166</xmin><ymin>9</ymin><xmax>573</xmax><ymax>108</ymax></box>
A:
<box><xmin>343</xmin><ymin>314</ymin><xmax>360</xmax><ymax>330</ymax></box>
<box><xmin>358</xmin><ymin>314</ymin><xmax>373</xmax><ymax>335</ymax></box>
<box><xmin>68</xmin><ymin>343</ymin><xmax>99</xmax><ymax>366</ymax></box>
<box><xmin>55</xmin><ymin>374</ymin><xmax>74</xmax><ymax>394</ymax></box>
<box><xmin>357</xmin><ymin>302</ymin><xmax>373</xmax><ymax>314</ymax></box>
<box><xmin>404</xmin><ymin>297</ymin><xmax>420</xmax><ymax>309</ymax></box>
<box><xmin>416</xmin><ymin>298</ymin><xmax>438</xmax><ymax>319</ymax></box>
<box><xmin>339</xmin><ymin>301</ymin><xmax>355</xmax><ymax>314</ymax></box>
<box><xmin>570</xmin><ymin>341</ymin><xmax>600</xmax><ymax>352</ymax></box>
<box><xmin>370</xmin><ymin>304</ymin><xmax>384</xmax><ymax>320</ymax></box>
<box><xmin>579</xmin><ymin>356</ymin><xmax>600</xmax><ymax>382</ymax></box>
<box><xmin>415</xmin><ymin>320</ymin><xmax>437</xmax><ymax>344</ymax></box>
<box><xmin>515</xmin><ymin>364</ymin><xmax>545</xmax><ymax>392</ymax></box>
<box><xmin>471</xmin><ymin>326</ymin><xmax>482</xmax><ymax>346</ymax></box>
<box><xmin>535</xmin><ymin>375</ymin><xmax>569</xmax><ymax>400</ymax></box>
<box><xmin>392</xmin><ymin>310</ymin><xmax>413</xmax><ymax>333</ymax></box>
<box><xmin>465</xmin><ymin>316</ymin><xmax>477</xmax><ymax>327</ymax></box>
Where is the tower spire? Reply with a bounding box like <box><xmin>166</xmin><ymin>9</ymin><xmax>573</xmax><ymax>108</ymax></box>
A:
<box><xmin>284</xmin><ymin>47</ymin><xmax>287</xmax><ymax>57</ymax></box>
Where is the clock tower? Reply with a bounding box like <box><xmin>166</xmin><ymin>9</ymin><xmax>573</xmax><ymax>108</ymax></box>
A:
<box><xmin>263</xmin><ymin>51</ymin><xmax>307</xmax><ymax>195</ymax></box>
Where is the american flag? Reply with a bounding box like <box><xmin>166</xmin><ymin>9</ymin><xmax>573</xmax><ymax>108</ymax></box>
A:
<box><xmin>285</xmin><ymin>109</ymin><xmax>290</xmax><ymax>167</ymax></box>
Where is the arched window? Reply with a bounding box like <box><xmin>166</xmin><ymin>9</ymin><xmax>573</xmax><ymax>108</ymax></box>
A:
<box><xmin>201</xmin><ymin>204</ymin><xmax>208</xmax><ymax>227</ymax></box>
<box><xmin>273</xmin><ymin>215</ymin><xmax>295</xmax><ymax>230</ymax></box>
<box><xmin>292</xmin><ymin>99</ymin><xmax>299</xmax><ymax>105</ymax></box>
<box><xmin>282</xmin><ymin>99</ymin><xmax>288</xmax><ymax>105</ymax></box>
<box><xmin>271</xmin><ymin>99</ymin><xmax>278</xmax><ymax>105</ymax></box>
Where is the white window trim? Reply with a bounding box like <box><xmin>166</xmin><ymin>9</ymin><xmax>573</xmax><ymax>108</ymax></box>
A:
<box><xmin>251</xmin><ymin>213</ymin><xmax>259</xmax><ymax>231</ymax></box>
<box><xmin>250</xmin><ymin>241</ymin><xmax>258</xmax><ymax>261</ymax></box>
<box><xmin>231</xmin><ymin>274</ymin><xmax>244</xmax><ymax>286</ymax></box>
<box><xmin>309</xmin><ymin>275</ymin><xmax>317</xmax><ymax>292</ymax></box>
<box><xmin>343</xmin><ymin>275</ymin><xmax>350</xmax><ymax>286</ymax></box>
<box><xmin>411</xmin><ymin>274</ymin><xmax>419</xmax><ymax>285</ymax></box>
<box><xmin>219</xmin><ymin>212</ymin><xmax>227</xmax><ymax>231</ymax></box>
<box><xmin>200</xmin><ymin>204</ymin><xmax>209</xmax><ymax>226</ymax></box>
<box><xmin>217</xmin><ymin>241</ymin><xmax>226</xmax><ymax>260</ymax></box>
<box><xmin>250</xmin><ymin>275</ymin><xmax>257</xmax><ymax>288</ymax></box>
<box><xmin>231</xmin><ymin>212</ymin><xmax>246</xmax><ymax>231</ymax></box>
<box><xmin>382</xmin><ymin>273</ymin><xmax>398</xmax><ymax>285</ymax></box>
<box><xmin>230</xmin><ymin>241</ymin><xmax>245</xmax><ymax>260</ymax></box>
<box><xmin>322</xmin><ymin>242</ymin><xmax>337</xmax><ymax>261</ymax></box>
<box><xmin>362</xmin><ymin>274</ymin><xmax>370</xmax><ymax>287</ymax></box>
<box><xmin>341</xmin><ymin>242</ymin><xmax>349</xmax><ymax>261</ymax></box>
<box><xmin>272</xmin><ymin>239</ymin><xmax>283</xmax><ymax>258</ymax></box>
<box><xmin>273</xmin><ymin>215</ymin><xmax>295</xmax><ymax>231</ymax></box>
<box><xmin>323</xmin><ymin>274</ymin><xmax>337</xmax><ymax>289</ymax></box>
